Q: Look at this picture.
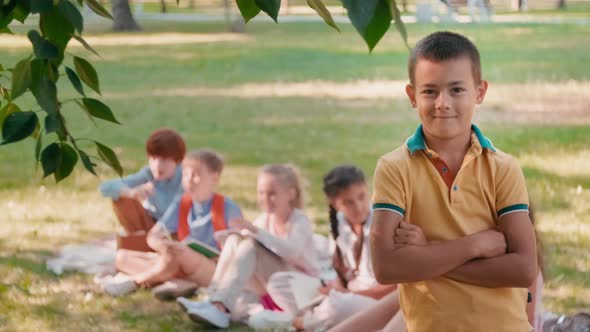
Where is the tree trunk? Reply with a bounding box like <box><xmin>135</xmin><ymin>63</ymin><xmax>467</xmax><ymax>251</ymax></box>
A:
<box><xmin>112</xmin><ymin>0</ymin><xmax>141</xmax><ymax>31</ymax></box>
<box><xmin>557</xmin><ymin>0</ymin><xmax>566</xmax><ymax>9</ymax></box>
<box><xmin>160</xmin><ymin>0</ymin><xmax>167</xmax><ymax>13</ymax></box>
<box><xmin>223</xmin><ymin>0</ymin><xmax>231</xmax><ymax>31</ymax></box>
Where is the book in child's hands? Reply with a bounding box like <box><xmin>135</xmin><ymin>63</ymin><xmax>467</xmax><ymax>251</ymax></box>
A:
<box><xmin>184</xmin><ymin>239</ymin><xmax>220</xmax><ymax>259</ymax></box>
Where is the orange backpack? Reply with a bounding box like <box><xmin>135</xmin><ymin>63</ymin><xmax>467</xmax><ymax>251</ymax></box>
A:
<box><xmin>176</xmin><ymin>193</ymin><xmax>226</xmax><ymax>247</ymax></box>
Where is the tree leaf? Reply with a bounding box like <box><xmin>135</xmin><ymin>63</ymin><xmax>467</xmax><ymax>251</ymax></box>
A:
<box><xmin>342</xmin><ymin>0</ymin><xmax>392</xmax><ymax>52</ymax></box>
<box><xmin>30</xmin><ymin>0</ymin><xmax>53</xmax><ymax>14</ymax></box>
<box><xmin>390</xmin><ymin>0</ymin><xmax>408</xmax><ymax>49</ymax></box>
<box><xmin>81</xmin><ymin>98</ymin><xmax>119</xmax><ymax>124</ymax></box>
<box><xmin>1</xmin><ymin>111</ymin><xmax>39</xmax><ymax>145</ymax></box>
<box><xmin>78</xmin><ymin>149</ymin><xmax>96</xmax><ymax>175</ymax></box>
<box><xmin>58</xmin><ymin>0</ymin><xmax>83</xmax><ymax>34</ymax></box>
<box><xmin>65</xmin><ymin>67</ymin><xmax>85</xmax><ymax>96</ymax></box>
<box><xmin>27</xmin><ymin>30</ymin><xmax>59</xmax><ymax>60</ymax></box>
<box><xmin>41</xmin><ymin>5</ymin><xmax>74</xmax><ymax>56</ymax></box>
<box><xmin>95</xmin><ymin>141</ymin><xmax>122</xmax><ymax>176</ymax></box>
<box><xmin>30</xmin><ymin>60</ymin><xmax>59</xmax><ymax>114</ymax></box>
<box><xmin>12</xmin><ymin>0</ymin><xmax>31</xmax><ymax>23</ymax></box>
<box><xmin>10</xmin><ymin>57</ymin><xmax>32</xmax><ymax>100</ymax></box>
<box><xmin>35</xmin><ymin>129</ymin><xmax>43</xmax><ymax>164</ymax></box>
<box><xmin>306</xmin><ymin>0</ymin><xmax>339</xmax><ymax>32</ymax></box>
<box><xmin>74</xmin><ymin>100</ymin><xmax>96</xmax><ymax>125</ymax></box>
<box><xmin>0</xmin><ymin>103</ymin><xmax>21</xmax><ymax>129</ymax></box>
<box><xmin>44</xmin><ymin>113</ymin><xmax>62</xmax><ymax>134</ymax></box>
<box><xmin>254</xmin><ymin>0</ymin><xmax>280</xmax><ymax>23</ymax></box>
<box><xmin>41</xmin><ymin>142</ymin><xmax>60</xmax><ymax>178</ymax></box>
<box><xmin>85</xmin><ymin>0</ymin><xmax>113</xmax><ymax>19</ymax></box>
<box><xmin>73</xmin><ymin>56</ymin><xmax>101</xmax><ymax>94</ymax></box>
<box><xmin>55</xmin><ymin>143</ymin><xmax>78</xmax><ymax>181</ymax></box>
<box><xmin>0</xmin><ymin>11</ymin><xmax>14</xmax><ymax>31</ymax></box>
<box><xmin>236</xmin><ymin>0</ymin><xmax>261</xmax><ymax>23</ymax></box>
<box><xmin>71</xmin><ymin>35</ymin><xmax>100</xmax><ymax>58</ymax></box>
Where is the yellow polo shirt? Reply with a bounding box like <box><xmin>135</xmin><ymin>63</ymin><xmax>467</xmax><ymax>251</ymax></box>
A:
<box><xmin>372</xmin><ymin>124</ymin><xmax>531</xmax><ymax>332</ymax></box>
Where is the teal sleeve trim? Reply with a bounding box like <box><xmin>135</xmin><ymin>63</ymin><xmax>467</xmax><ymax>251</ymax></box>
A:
<box><xmin>498</xmin><ymin>204</ymin><xmax>529</xmax><ymax>217</ymax></box>
<box><xmin>372</xmin><ymin>203</ymin><xmax>405</xmax><ymax>216</ymax></box>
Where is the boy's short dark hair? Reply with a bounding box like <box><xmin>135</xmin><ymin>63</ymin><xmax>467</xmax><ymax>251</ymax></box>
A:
<box><xmin>186</xmin><ymin>149</ymin><xmax>224</xmax><ymax>174</ymax></box>
<box><xmin>146</xmin><ymin>128</ymin><xmax>186</xmax><ymax>162</ymax></box>
<box><xmin>408</xmin><ymin>31</ymin><xmax>482</xmax><ymax>85</ymax></box>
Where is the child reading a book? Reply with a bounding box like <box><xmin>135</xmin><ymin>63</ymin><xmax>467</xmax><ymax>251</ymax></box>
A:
<box><xmin>97</xmin><ymin>149</ymin><xmax>242</xmax><ymax>300</ymax></box>
<box><xmin>100</xmin><ymin>128</ymin><xmax>185</xmax><ymax>251</ymax></box>
<box><xmin>250</xmin><ymin>165</ymin><xmax>397</xmax><ymax>331</ymax></box>
<box><xmin>177</xmin><ymin>164</ymin><xmax>318</xmax><ymax>329</ymax></box>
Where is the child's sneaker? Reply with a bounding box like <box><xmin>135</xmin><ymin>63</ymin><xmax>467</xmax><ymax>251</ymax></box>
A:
<box><xmin>177</xmin><ymin>298</ymin><xmax>229</xmax><ymax>328</ymax></box>
<box><xmin>99</xmin><ymin>273</ymin><xmax>137</xmax><ymax>296</ymax></box>
<box><xmin>248</xmin><ymin>310</ymin><xmax>294</xmax><ymax>330</ymax></box>
<box><xmin>152</xmin><ymin>279</ymin><xmax>198</xmax><ymax>301</ymax></box>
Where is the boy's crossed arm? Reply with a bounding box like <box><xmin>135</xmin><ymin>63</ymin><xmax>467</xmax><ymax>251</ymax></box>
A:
<box><xmin>444</xmin><ymin>211</ymin><xmax>537</xmax><ymax>288</ymax></box>
<box><xmin>371</xmin><ymin>210</ymin><xmax>537</xmax><ymax>288</ymax></box>
<box><xmin>370</xmin><ymin>210</ymin><xmax>507</xmax><ymax>284</ymax></box>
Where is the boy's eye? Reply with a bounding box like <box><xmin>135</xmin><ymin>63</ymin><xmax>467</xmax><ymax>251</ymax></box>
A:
<box><xmin>451</xmin><ymin>87</ymin><xmax>465</xmax><ymax>94</ymax></box>
<box><xmin>422</xmin><ymin>89</ymin><xmax>436</xmax><ymax>95</ymax></box>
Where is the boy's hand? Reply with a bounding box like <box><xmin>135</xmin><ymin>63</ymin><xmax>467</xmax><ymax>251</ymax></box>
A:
<box><xmin>394</xmin><ymin>221</ymin><xmax>428</xmax><ymax>248</ymax></box>
<box><xmin>131</xmin><ymin>182</ymin><xmax>155</xmax><ymax>201</ymax></box>
<box><xmin>470</xmin><ymin>229</ymin><xmax>507</xmax><ymax>258</ymax></box>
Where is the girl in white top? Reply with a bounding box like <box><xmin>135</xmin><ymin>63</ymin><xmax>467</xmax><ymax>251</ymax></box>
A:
<box><xmin>177</xmin><ymin>164</ymin><xmax>318</xmax><ymax>328</ymax></box>
<box><xmin>260</xmin><ymin>165</ymin><xmax>397</xmax><ymax>331</ymax></box>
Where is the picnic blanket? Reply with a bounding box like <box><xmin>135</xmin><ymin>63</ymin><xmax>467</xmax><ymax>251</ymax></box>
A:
<box><xmin>46</xmin><ymin>236</ymin><xmax>116</xmax><ymax>275</ymax></box>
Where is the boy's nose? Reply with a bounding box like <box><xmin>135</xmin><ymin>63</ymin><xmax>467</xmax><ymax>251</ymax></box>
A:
<box><xmin>435</xmin><ymin>92</ymin><xmax>450</xmax><ymax>110</ymax></box>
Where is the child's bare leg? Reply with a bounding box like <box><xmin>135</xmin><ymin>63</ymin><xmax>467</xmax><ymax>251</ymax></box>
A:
<box><xmin>115</xmin><ymin>249</ymin><xmax>159</xmax><ymax>275</ymax></box>
<box><xmin>381</xmin><ymin>310</ymin><xmax>406</xmax><ymax>332</ymax></box>
<box><xmin>176</xmin><ymin>246</ymin><xmax>216</xmax><ymax>287</ymax></box>
<box><xmin>132</xmin><ymin>250</ymin><xmax>181</xmax><ymax>286</ymax></box>
<box><xmin>327</xmin><ymin>290</ymin><xmax>400</xmax><ymax>332</ymax></box>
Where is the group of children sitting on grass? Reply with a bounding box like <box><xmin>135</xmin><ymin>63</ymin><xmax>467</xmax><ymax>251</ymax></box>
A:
<box><xmin>96</xmin><ymin>31</ymin><xmax>549</xmax><ymax>331</ymax></box>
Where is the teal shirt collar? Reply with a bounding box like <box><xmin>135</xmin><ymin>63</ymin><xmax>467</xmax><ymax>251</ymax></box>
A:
<box><xmin>406</xmin><ymin>124</ymin><xmax>496</xmax><ymax>154</ymax></box>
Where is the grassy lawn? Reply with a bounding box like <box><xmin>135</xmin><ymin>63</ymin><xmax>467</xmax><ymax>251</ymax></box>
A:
<box><xmin>1</xmin><ymin>19</ymin><xmax>589</xmax><ymax>331</ymax></box>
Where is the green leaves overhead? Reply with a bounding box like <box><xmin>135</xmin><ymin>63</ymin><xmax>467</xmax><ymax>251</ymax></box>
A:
<box><xmin>71</xmin><ymin>35</ymin><xmax>100</xmax><ymax>57</ymax></box>
<box><xmin>342</xmin><ymin>0</ymin><xmax>392</xmax><ymax>52</ymax></box>
<box><xmin>80</xmin><ymin>98</ymin><xmax>120</xmax><ymax>124</ymax></box>
<box><xmin>390</xmin><ymin>0</ymin><xmax>408</xmax><ymax>49</ymax></box>
<box><xmin>28</xmin><ymin>30</ymin><xmax>59</xmax><ymax>60</ymax></box>
<box><xmin>30</xmin><ymin>0</ymin><xmax>53</xmax><ymax>14</ymax></box>
<box><xmin>96</xmin><ymin>141</ymin><xmax>122</xmax><ymax>176</ymax></box>
<box><xmin>73</xmin><ymin>56</ymin><xmax>101</xmax><ymax>94</ymax></box>
<box><xmin>85</xmin><ymin>0</ymin><xmax>113</xmax><ymax>19</ymax></box>
<box><xmin>10</xmin><ymin>57</ymin><xmax>32</xmax><ymax>100</ymax></box>
<box><xmin>255</xmin><ymin>0</ymin><xmax>281</xmax><ymax>23</ymax></box>
<box><xmin>306</xmin><ymin>0</ymin><xmax>339</xmax><ymax>32</ymax></box>
<box><xmin>41</xmin><ymin>4</ymin><xmax>75</xmax><ymax>53</ymax></box>
<box><xmin>58</xmin><ymin>0</ymin><xmax>83</xmax><ymax>34</ymax></box>
<box><xmin>30</xmin><ymin>60</ymin><xmax>59</xmax><ymax>114</ymax></box>
<box><xmin>78</xmin><ymin>149</ymin><xmax>96</xmax><ymax>175</ymax></box>
<box><xmin>65</xmin><ymin>67</ymin><xmax>85</xmax><ymax>96</ymax></box>
<box><xmin>1</xmin><ymin>111</ymin><xmax>39</xmax><ymax>145</ymax></box>
<box><xmin>236</xmin><ymin>0</ymin><xmax>261</xmax><ymax>23</ymax></box>
<box><xmin>40</xmin><ymin>142</ymin><xmax>78</xmax><ymax>181</ymax></box>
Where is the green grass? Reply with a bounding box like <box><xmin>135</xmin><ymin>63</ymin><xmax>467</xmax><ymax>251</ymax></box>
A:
<box><xmin>1</xmin><ymin>19</ymin><xmax>589</xmax><ymax>331</ymax></box>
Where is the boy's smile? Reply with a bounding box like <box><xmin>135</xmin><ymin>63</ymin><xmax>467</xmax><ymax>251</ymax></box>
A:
<box><xmin>406</xmin><ymin>56</ymin><xmax>488</xmax><ymax>144</ymax></box>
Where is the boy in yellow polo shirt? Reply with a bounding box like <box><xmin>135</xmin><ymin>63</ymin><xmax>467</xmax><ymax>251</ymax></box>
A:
<box><xmin>370</xmin><ymin>31</ymin><xmax>537</xmax><ymax>332</ymax></box>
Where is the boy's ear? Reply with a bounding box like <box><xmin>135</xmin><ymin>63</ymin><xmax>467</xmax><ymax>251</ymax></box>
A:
<box><xmin>476</xmin><ymin>80</ymin><xmax>489</xmax><ymax>104</ymax></box>
<box><xmin>405</xmin><ymin>84</ymin><xmax>417</xmax><ymax>108</ymax></box>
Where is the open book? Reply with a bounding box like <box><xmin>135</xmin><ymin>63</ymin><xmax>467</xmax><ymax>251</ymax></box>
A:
<box><xmin>213</xmin><ymin>229</ymin><xmax>281</xmax><ymax>258</ymax></box>
<box><xmin>288</xmin><ymin>273</ymin><xmax>326</xmax><ymax>314</ymax></box>
<box><xmin>160</xmin><ymin>225</ymin><xmax>220</xmax><ymax>258</ymax></box>
<box><xmin>184</xmin><ymin>238</ymin><xmax>220</xmax><ymax>259</ymax></box>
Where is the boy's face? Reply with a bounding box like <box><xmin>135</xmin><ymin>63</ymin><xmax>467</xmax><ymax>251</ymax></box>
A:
<box><xmin>405</xmin><ymin>56</ymin><xmax>488</xmax><ymax>142</ymax></box>
<box><xmin>181</xmin><ymin>159</ymin><xmax>220</xmax><ymax>200</ymax></box>
<box><xmin>148</xmin><ymin>156</ymin><xmax>178</xmax><ymax>181</ymax></box>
